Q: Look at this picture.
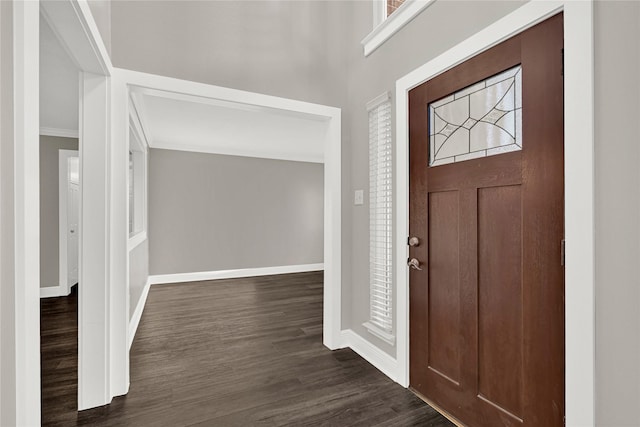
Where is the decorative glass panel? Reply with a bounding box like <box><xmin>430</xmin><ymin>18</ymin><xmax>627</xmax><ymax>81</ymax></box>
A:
<box><xmin>429</xmin><ymin>65</ymin><xmax>522</xmax><ymax>166</ymax></box>
<box><xmin>387</xmin><ymin>0</ymin><xmax>405</xmax><ymax>18</ymax></box>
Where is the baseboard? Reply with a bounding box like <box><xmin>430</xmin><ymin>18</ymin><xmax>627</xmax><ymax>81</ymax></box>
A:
<box><xmin>148</xmin><ymin>263</ymin><xmax>324</xmax><ymax>285</ymax></box>
<box><xmin>128</xmin><ymin>278</ymin><xmax>151</xmax><ymax>349</ymax></box>
<box><xmin>340</xmin><ymin>329</ymin><xmax>399</xmax><ymax>383</ymax></box>
<box><xmin>40</xmin><ymin>286</ymin><xmax>64</xmax><ymax>298</ymax></box>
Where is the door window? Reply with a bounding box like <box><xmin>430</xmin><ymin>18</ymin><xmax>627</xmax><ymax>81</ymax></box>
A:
<box><xmin>429</xmin><ymin>65</ymin><xmax>522</xmax><ymax>166</ymax></box>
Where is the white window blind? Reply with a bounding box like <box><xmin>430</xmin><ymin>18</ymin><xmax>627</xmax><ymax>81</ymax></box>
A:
<box><xmin>364</xmin><ymin>93</ymin><xmax>394</xmax><ymax>344</ymax></box>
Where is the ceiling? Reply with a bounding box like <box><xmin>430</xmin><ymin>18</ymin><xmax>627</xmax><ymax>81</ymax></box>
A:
<box><xmin>40</xmin><ymin>13</ymin><xmax>79</xmax><ymax>135</ymax></box>
<box><xmin>131</xmin><ymin>89</ymin><xmax>328</xmax><ymax>163</ymax></box>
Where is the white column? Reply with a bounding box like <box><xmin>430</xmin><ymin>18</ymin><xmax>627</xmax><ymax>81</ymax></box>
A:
<box><xmin>78</xmin><ymin>71</ymin><xmax>111</xmax><ymax>410</ymax></box>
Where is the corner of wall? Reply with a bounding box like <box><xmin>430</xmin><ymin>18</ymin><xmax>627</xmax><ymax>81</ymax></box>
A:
<box><xmin>86</xmin><ymin>0</ymin><xmax>111</xmax><ymax>57</ymax></box>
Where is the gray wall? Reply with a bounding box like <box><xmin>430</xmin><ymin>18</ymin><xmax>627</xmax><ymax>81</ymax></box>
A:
<box><xmin>129</xmin><ymin>240</ymin><xmax>148</xmax><ymax>319</ymax></box>
<box><xmin>111</xmin><ymin>0</ymin><xmax>348</xmax><ymax>107</ymax></box>
<box><xmin>148</xmin><ymin>149</ymin><xmax>324</xmax><ymax>275</ymax></box>
<box><xmin>39</xmin><ymin>136</ymin><xmax>78</xmax><ymax>289</ymax></box>
<box><xmin>594</xmin><ymin>2</ymin><xmax>640</xmax><ymax>425</ymax></box>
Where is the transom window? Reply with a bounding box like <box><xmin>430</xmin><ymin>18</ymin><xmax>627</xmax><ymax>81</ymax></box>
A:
<box><xmin>387</xmin><ymin>0</ymin><xmax>406</xmax><ymax>18</ymax></box>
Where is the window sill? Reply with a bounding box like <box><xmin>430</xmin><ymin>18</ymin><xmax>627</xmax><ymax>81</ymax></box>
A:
<box><xmin>363</xmin><ymin>321</ymin><xmax>396</xmax><ymax>345</ymax></box>
<box><xmin>128</xmin><ymin>231</ymin><xmax>147</xmax><ymax>252</ymax></box>
<box><xmin>361</xmin><ymin>0</ymin><xmax>436</xmax><ymax>57</ymax></box>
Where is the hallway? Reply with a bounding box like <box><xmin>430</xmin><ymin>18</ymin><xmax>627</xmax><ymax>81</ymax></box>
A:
<box><xmin>41</xmin><ymin>272</ymin><xmax>452</xmax><ymax>426</ymax></box>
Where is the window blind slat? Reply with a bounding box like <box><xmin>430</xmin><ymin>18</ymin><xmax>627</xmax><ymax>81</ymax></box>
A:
<box><xmin>368</xmin><ymin>98</ymin><xmax>394</xmax><ymax>335</ymax></box>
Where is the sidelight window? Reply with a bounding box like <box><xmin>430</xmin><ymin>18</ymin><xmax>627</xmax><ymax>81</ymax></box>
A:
<box><xmin>364</xmin><ymin>92</ymin><xmax>395</xmax><ymax>345</ymax></box>
<box><xmin>128</xmin><ymin>123</ymin><xmax>147</xmax><ymax>239</ymax></box>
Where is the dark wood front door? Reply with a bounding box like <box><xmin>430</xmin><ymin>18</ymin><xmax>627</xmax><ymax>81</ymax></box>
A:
<box><xmin>408</xmin><ymin>14</ymin><xmax>564</xmax><ymax>427</ymax></box>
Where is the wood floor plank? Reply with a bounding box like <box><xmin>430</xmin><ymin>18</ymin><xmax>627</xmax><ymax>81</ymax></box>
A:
<box><xmin>41</xmin><ymin>272</ymin><xmax>452</xmax><ymax>426</ymax></box>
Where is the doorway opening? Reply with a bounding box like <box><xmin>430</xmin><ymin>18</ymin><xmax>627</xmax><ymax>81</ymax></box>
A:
<box><xmin>38</xmin><ymin>9</ymin><xmax>83</xmax><ymax>422</ymax></box>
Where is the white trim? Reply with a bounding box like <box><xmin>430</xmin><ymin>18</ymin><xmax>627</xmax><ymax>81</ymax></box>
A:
<box><xmin>340</xmin><ymin>329</ymin><xmax>398</xmax><ymax>382</ymax></box>
<box><xmin>40</xmin><ymin>285</ymin><xmax>69</xmax><ymax>298</ymax></box>
<box><xmin>59</xmin><ymin>149</ymin><xmax>79</xmax><ymax>297</ymax></box>
<box><xmin>14</xmin><ymin>0</ymin><xmax>119</xmax><ymax>420</ymax></box>
<box><xmin>149</xmin><ymin>263</ymin><xmax>325</xmax><ymax>285</ymax></box>
<box><xmin>127</xmin><ymin>232</ymin><xmax>146</xmax><ymax>252</ymax></box>
<box><xmin>394</xmin><ymin>2</ymin><xmax>594</xmax><ymax>426</ymax></box>
<box><xmin>121</xmin><ymin>69</ymin><xmax>339</xmax><ymax>119</ymax></box>
<box><xmin>128</xmin><ymin>80</ymin><xmax>330</xmax><ymax>164</ymax></box>
<box><xmin>115</xmin><ymin>68</ymin><xmax>342</xmax><ymax>351</ymax></box>
<box><xmin>11</xmin><ymin>2</ymin><xmax>41</xmax><ymax>425</ymax></box>
<box><xmin>78</xmin><ymin>71</ymin><xmax>112</xmax><ymax>411</ymax></box>
<box><xmin>366</xmin><ymin>91</ymin><xmax>391</xmax><ymax>112</ymax></box>
<box><xmin>40</xmin><ymin>126</ymin><xmax>79</xmax><ymax>138</ymax></box>
<box><xmin>128</xmin><ymin>105</ymin><xmax>149</xmax><ymax>150</ymax></box>
<box><xmin>40</xmin><ymin>0</ymin><xmax>112</xmax><ymax>75</ymax></box>
<box><xmin>128</xmin><ymin>278</ymin><xmax>150</xmax><ymax>350</ymax></box>
<box><xmin>130</xmin><ymin>85</ymin><xmax>332</xmax><ymax>121</ymax></box>
<box><xmin>363</xmin><ymin>322</ymin><xmax>395</xmax><ymax>345</ymax></box>
<box><xmin>361</xmin><ymin>0</ymin><xmax>436</xmax><ymax>57</ymax></box>
<box><xmin>372</xmin><ymin>0</ymin><xmax>385</xmax><ymax>28</ymax></box>
<box><xmin>110</xmin><ymin>66</ymin><xmax>131</xmax><ymax>402</ymax></box>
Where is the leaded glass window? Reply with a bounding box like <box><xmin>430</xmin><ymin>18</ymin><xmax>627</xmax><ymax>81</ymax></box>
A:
<box><xmin>429</xmin><ymin>65</ymin><xmax>522</xmax><ymax>166</ymax></box>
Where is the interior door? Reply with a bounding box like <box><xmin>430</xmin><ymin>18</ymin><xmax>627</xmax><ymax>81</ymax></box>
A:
<box><xmin>408</xmin><ymin>14</ymin><xmax>564</xmax><ymax>427</ymax></box>
<box><xmin>67</xmin><ymin>156</ymin><xmax>80</xmax><ymax>287</ymax></box>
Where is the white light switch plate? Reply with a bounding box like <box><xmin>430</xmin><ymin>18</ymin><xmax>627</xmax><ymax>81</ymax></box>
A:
<box><xmin>354</xmin><ymin>190</ymin><xmax>364</xmax><ymax>205</ymax></box>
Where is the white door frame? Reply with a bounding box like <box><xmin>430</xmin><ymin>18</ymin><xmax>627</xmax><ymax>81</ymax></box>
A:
<box><xmin>395</xmin><ymin>2</ymin><xmax>594</xmax><ymax>426</ymax></box>
<box><xmin>58</xmin><ymin>149</ymin><xmax>79</xmax><ymax>296</ymax></box>
<box><xmin>112</xmin><ymin>68</ymin><xmax>343</xmax><ymax>350</ymax></box>
<box><xmin>5</xmin><ymin>2</ymin><xmax>41</xmax><ymax>425</ymax></box>
<box><xmin>8</xmin><ymin>0</ymin><xmax>126</xmax><ymax>423</ymax></box>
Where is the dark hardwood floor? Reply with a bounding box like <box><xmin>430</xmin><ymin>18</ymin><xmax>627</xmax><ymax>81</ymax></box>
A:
<box><xmin>41</xmin><ymin>272</ymin><xmax>453</xmax><ymax>426</ymax></box>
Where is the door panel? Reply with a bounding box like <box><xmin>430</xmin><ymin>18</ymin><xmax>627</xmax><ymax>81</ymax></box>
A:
<box><xmin>427</xmin><ymin>190</ymin><xmax>461</xmax><ymax>385</ymax></box>
<box><xmin>477</xmin><ymin>185</ymin><xmax>523</xmax><ymax>420</ymax></box>
<box><xmin>409</xmin><ymin>14</ymin><xmax>564</xmax><ymax>427</ymax></box>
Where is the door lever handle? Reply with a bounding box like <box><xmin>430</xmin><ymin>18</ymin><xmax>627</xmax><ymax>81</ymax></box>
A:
<box><xmin>408</xmin><ymin>258</ymin><xmax>423</xmax><ymax>271</ymax></box>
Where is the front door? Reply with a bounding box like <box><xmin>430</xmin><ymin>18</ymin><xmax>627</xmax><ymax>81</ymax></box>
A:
<box><xmin>408</xmin><ymin>14</ymin><xmax>564</xmax><ymax>427</ymax></box>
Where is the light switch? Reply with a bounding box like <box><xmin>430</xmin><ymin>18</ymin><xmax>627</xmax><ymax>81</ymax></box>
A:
<box><xmin>354</xmin><ymin>190</ymin><xmax>364</xmax><ymax>206</ymax></box>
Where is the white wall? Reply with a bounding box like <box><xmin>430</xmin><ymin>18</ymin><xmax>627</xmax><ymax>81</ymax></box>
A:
<box><xmin>129</xmin><ymin>239</ymin><xmax>148</xmax><ymax>319</ymax></box>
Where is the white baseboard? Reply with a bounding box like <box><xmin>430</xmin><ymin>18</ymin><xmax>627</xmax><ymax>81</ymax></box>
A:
<box><xmin>128</xmin><ymin>278</ymin><xmax>151</xmax><ymax>350</ymax></box>
<box><xmin>148</xmin><ymin>263</ymin><xmax>324</xmax><ymax>285</ymax></box>
<box><xmin>40</xmin><ymin>285</ymin><xmax>66</xmax><ymax>298</ymax></box>
<box><xmin>340</xmin><ymin>329</ymin><xmax>399</xmax><ymax>383</ymax></box>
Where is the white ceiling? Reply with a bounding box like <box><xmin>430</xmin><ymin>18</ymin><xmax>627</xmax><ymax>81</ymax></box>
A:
<box><xmin>40</xmin><ymin>13</ymin><xmax>79</xmax><ymax>134</ymax></box>
<box><xmin>131</xmin><ymin>89</ymin><xmax>328</xmax><ymax>163</ymax></box>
